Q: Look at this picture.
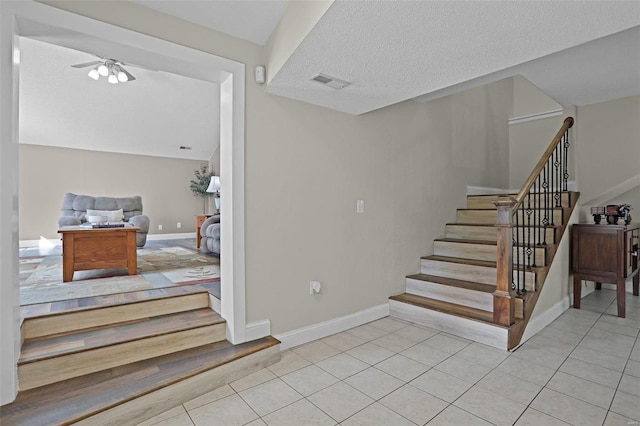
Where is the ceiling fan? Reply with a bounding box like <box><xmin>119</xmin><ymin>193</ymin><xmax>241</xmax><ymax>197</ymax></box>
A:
<box><xmin>71</xmin><ymin>57</ymin><xmax>136</xmax><ymax>84</ymax></box>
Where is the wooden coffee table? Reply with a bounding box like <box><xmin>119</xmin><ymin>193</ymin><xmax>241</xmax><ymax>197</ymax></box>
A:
<box><xmin>58</xmin><ymin>226</ymin><xmax>140</xmax><ymax>282</ymax></box>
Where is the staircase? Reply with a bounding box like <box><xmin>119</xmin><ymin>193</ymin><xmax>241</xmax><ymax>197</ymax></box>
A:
<box><xmin>390</xmin><ymin>117</ymin><xmax>577</xmax><ymax>350</ymax></box>
<box><xmin>1</xmin><ymin>285</ymin><xmax>280</xmax><ymax>426</ymax></box>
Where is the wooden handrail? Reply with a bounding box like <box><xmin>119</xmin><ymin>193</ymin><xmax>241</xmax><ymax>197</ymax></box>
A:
<box><xmin>513</xmin><ymin>117</ymin><xmax>574</xmax><ymax>210</ymax></box>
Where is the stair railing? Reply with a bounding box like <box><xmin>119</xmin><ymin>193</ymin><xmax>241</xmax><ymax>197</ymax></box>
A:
<box><xmin>492</xmin><ymin>117</ymin><xmax>574</xmax><ymax>326</ymax></box>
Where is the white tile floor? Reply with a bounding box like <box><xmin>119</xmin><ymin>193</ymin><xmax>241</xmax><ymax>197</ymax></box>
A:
<box><xmin>139</xmin><ymin>288</ymin><xmax>640</xmax><ymax>426</ymax></box>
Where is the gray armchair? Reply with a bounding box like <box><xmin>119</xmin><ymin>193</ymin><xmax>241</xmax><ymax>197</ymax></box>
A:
<box><xmin>200</xmin><ymin>214</ymin><xmax>220</xmax><ymax>256</ymax></box>
<box><xmin>58</xmin><ymin>193</ymin><xmax>150</xmax><ymax>247</ymax></box>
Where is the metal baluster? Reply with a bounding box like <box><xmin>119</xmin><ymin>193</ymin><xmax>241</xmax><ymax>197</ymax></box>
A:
<box><xmin>514</xmin><ymin>210</ymin><xmax>520</xmax><ymax>294</ymax></box>
<box><xmin>521</xmin><ymin>202</ymin><xmax>525</xmax><ymax>293</ymax></box>
<box><xmin>543</xmin><ymin>164</ymin><xmax>550</xmax><ymax>228</ymax></box>
<box><xmin>563</xmin><ymin>130</ymin><xmax>570</xmax><ymax>191</ymax></box>
<box><xmin>555</xmin><ymin>144</ymin><xmax>561</xmax><ymax>208</ymax></box>
<box><xmin>527</xmin><ymin>193</ymin><xmax>533</xmax><ymax>268</ymax></box>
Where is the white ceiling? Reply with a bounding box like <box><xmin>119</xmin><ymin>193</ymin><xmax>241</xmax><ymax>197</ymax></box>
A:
<box><xmin>18</xmin><ymin>0</ymin><xmax>640</xmax><ymax>159</ymax></box>
<box><xmin>265</xmin><ymin>1</ymin><xmax>640</xmax><ymax>114</ymax></box>
<box><xmin>127</xmin><ymin>0</ymin><xmax>639</xmax><ymax>115</ymax></box>
<box><xmin>133</xmin><ymin>0</ymin><xmax>288</xmax><ymax>46</ymax></box>
<box><xmin>19</xmin><ymin>37</ymin><xmax>220</xmax><ymax>161</ymax></box>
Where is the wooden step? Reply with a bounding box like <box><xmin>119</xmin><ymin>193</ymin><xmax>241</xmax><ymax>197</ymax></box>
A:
<box><xmin>1</xmin><ymin>337</ymin><xmax>281</xmax><ymax>426</ymax></box>
<box><xmin>389</xmin><ymin>293</ymin><xmax>510</xmax><ymax>349</ymax></box>
<box><xmin>433</xmin><ymin>238</ymin><xmax>547</xmax><ymax>266</ymax></box>
<box><xmin>445</xmin><ymin>223</ymin><xmax>557</xmax><ymax>244</ymax></box>
<box><xmin>406</xmin><ymin>274</ymin><xmax>494</xmax><ymax>311</ymax></box>
<box><xmin>22</xmin><ymin>286</ymin><xmax>211</xmax><ymax>339</ymax></box>
<box><xmin>420</xmin><ymin>255</ymin><xmax>536</xmax><ymax>291</ymax></box>
<box><xmin>18</xmin><ymin>309</ymin><xmax>226</xmax><ymax>390</ymax></box>
<box><xmin>456</xmin><ymin>208</ymin><xmax>564</xmax><ymax>225</ymax></box>
<box><xmin>466</xmin><ymin>191</ymin><xmax>573</xmax><ymax>209</ymax></box>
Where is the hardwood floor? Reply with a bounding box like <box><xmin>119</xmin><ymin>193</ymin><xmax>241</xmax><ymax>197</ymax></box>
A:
<box><xmin>0</xmin><ymin>337</ymin><xmax>280</xmax><ymax>426</ymax></box>
<box><xmin>4</xmin><ymin>240</ymin><xmax>280</xmax><ymax>425</ymax></box>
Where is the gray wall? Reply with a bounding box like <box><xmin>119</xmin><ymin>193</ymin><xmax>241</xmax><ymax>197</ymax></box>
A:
<box><xmin>19</xmin><ymin>144</ymin><xmax>209</xmax><ymax>240</ymax></box>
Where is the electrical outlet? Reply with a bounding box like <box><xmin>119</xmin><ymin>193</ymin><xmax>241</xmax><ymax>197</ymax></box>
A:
<box><xmin>158</xmin><ymin>224</ymin><xmax>163</xmax><ymax>231</ymax></box>
<box><xmin>177</xmin><ymin>222</ymin><xmax>181</xmax><ymax>229</ymax></box>
<box><xmin>310</xmin><ymin>281</ymin><xmax>321</xmax><ymax>294</ymax></box>
<box><xmin>356</xmin><ymin>199</ymin><xmax>365</xmax><ymax>213</ymax></box>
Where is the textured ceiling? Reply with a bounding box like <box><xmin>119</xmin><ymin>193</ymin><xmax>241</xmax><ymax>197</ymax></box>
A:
<box><xmin>133</xmin><ymin>0</ymin><xmax>288</xmax><ymax>45</ymax></box>
<box><xmin>266</xmin><ymin>1</ymin><xmax>640</xmax><ymax>114</ymax></box>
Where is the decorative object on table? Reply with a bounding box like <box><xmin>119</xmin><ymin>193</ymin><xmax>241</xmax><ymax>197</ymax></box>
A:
<box><xmin>206</xmin><ymin>175</ymin><xmax>221</xmax><ymax>211</ymax></box>
<box><xmin>190</xmin><ymin>163</ymin><xmax>216</xmax><ymax>213</ymax></box>
<box><xmin>591</xmin><ymin>204</ymin><xmax>632</xmax><ymax>225</ymax></box>
<box><xmin>57</xmin><ymin>193</ymin><xmax>150</xmax><ymax>247</ymax></box>
<box><xmin>86</xmin><ymin>215</ymin><xmax>108</xmax><ymax>225</ymax></box>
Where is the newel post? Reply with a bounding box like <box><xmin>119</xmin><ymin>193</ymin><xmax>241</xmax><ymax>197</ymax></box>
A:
<box><xmin>492</xmin><ymin>196</ymin><xmax>517</xmax><ymax>326</ymax></box>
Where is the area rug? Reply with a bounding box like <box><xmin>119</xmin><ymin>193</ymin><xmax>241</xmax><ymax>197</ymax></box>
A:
<box><xmin>20</xmin><ymin>246</ymin><xmax>220</xmax><ymax>305</ymax></box>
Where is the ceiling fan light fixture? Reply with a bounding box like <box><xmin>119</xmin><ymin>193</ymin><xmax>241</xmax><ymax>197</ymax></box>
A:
<box><xmin>115</xmin><ymin>66</ymin><xmax>128</xmax><ymax>82</ymax></box>
<box><xmin>88</xmin><ymin>68</ymin><xmax>100</xmax><ymax>80</ymax></box>
<box><xmin>98</xmin><ymin>64</ymin><xmax>109</xmax><ymax>77</ymax></box>
<box><xmin>74</xmin><ymin>58</ymin><xmax>136</xmax><ymax>84</ymax></box>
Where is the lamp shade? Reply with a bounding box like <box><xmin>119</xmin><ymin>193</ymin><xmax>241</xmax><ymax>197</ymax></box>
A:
<box><xmin>206</xmin><ymin>176</ymin><xmax>221</xmax><ymax>193</ymax></box>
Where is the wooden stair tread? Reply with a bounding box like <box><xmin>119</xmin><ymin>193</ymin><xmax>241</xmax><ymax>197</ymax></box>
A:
<box><xmin>20</xmin><ymin>284</ymin><xmax>213</xmax><ymax>321</ymax></box>
<box><xmin>435</xmin><ymin>237</ymin><xmax>497</xmax><ymax>245</ymax></box>
<box><xmin>448</xmin><ymin>222</ymin><xmax>561</xmax><ymax>229</ymax></box>
<box><xmin>435</xmin><ymin>238</ymin><xmax>551</xmax><ymax>249</ymax></box>
<box><xmin>457</xmin><ymin>207</ymin><xmax>564</xmax><ymax>211</ymax></box>
<box><xmin>19</xmin><ymin>309</ymin><xmax>224</xmax><ymax>364</ymax></box>
<box><xmin>390</xmin><ymin>293</ymin><xmax>501</xmax><ymax>325</ymax></box>
<box><xmin>406</xmin><ymin>273</ymin><xmax>495</xmax><ymax>293</ymax></box>
<box><xmin>421</xmin><ymin>255</ymin><xmax>498</xmax><ymax>268</ymax></box>
<box><xmin>1</xmin><ymin>336</ymin><xmax>280</xmax><ymax>426</ymax></box>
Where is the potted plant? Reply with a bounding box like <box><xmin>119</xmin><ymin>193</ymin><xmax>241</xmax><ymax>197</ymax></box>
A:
<box><xmin>190</xmin><ymin>163</ymin><xmax>215</xmax><ymax>213</ymax></box>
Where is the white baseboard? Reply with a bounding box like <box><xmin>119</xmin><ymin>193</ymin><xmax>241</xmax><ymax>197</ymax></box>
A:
<box><xmin>275</xmin><ymin>304</ymin><xmax>390</xmax><ymax>350</ymax></box>
<box><xmin>246</xmin><ymin>320</ymin><xmax>272</xmax><ymax>342</ymax></box>
<box><xmin>19</xmin><ymin>232</ymin><xmax>197</xmax><ymax>248</ymax></box>
<box><xmin>209</xmin><ymin>294</ymin><xmax>221</xmax><ymax>315</ymax></box>
<box><xmin>19</xmin><ymin>237</ymin><xmax>61</xmax><ymax>248</ymax></box>
<box><xmin>520</xmin><ymin>295</ymin><xmax>572</xmax><ymax>345</ymax></box>
<box><xmin>519</xmin><ymin>283</ymin><xmax>595</xmax><ymax>345</ymax></box>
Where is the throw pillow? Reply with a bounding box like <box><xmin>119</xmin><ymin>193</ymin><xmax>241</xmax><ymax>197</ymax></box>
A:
<box><xmin>86</xmin><ymin>208</ymin><xmax>124</xmax><ymax>223</ymax></box>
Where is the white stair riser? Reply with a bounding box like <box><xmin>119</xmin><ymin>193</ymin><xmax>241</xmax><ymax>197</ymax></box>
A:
<box><xmin>420</xmin><ymin>259</ymin><xmax>536</xmax><ymax>291</ymax></box>
<box><xmin>433</xmin><ymin>242</ymin><xmax>546</xmax><ymax>266</ymax></box>
<box><xmin>457</xmin><ymin>209</ymin><xmax>563</xmax><ymax>225</ymax></box>
<box><xmin>23</xmin><ymin>293</ymin><xmax>211</xmax><ymax>339</ymax></box>
<box><xmin>446</xmin><ymin>225</ymin><xmax>555</xmax><ymax>244</ymax></box>
<box><xmin>18</xmin><ymin>323</ymin><xmax>226</xmax><ymax>391</ymax></box>
<box><xmin>389</xmin><ymin>300</ymin><xmax>507</xmax><ymax>350</ymax></box>
<box><xmin>466</xmin><ymin>193</ymin><xmax>571</xmax><ymax>209</ymax></box>
<box><xmin>406</xmin><ymin>278</ymin><xmax>493</xmax><ymax>311</ymax></box>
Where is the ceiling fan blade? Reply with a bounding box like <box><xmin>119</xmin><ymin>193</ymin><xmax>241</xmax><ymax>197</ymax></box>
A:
<box><xmin>71</xmin><ymin>61</ymin><xmax>102</xmax><ymax>69</ymax></box>
<box><xmin>120</xmin><ymin>67</ymin><xmax>136</xmax><ymax>82</ymax></box>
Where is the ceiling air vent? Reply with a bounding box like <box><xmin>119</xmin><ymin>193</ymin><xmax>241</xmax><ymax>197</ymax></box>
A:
<box><xmin>310</xmin><ymin>73</ymin><xmax>351</xmax><ymax>90</ymax></box>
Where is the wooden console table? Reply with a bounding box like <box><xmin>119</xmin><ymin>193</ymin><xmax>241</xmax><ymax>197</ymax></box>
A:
<box><xmin>572</xmin><ymin>223</ymin><xmax>639</xmax><ymax>318</ymax></box>
<box><xmin>58</xmin><ymin>226</ymin><xmax>139</xmax><ymax>282</ymax></box>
